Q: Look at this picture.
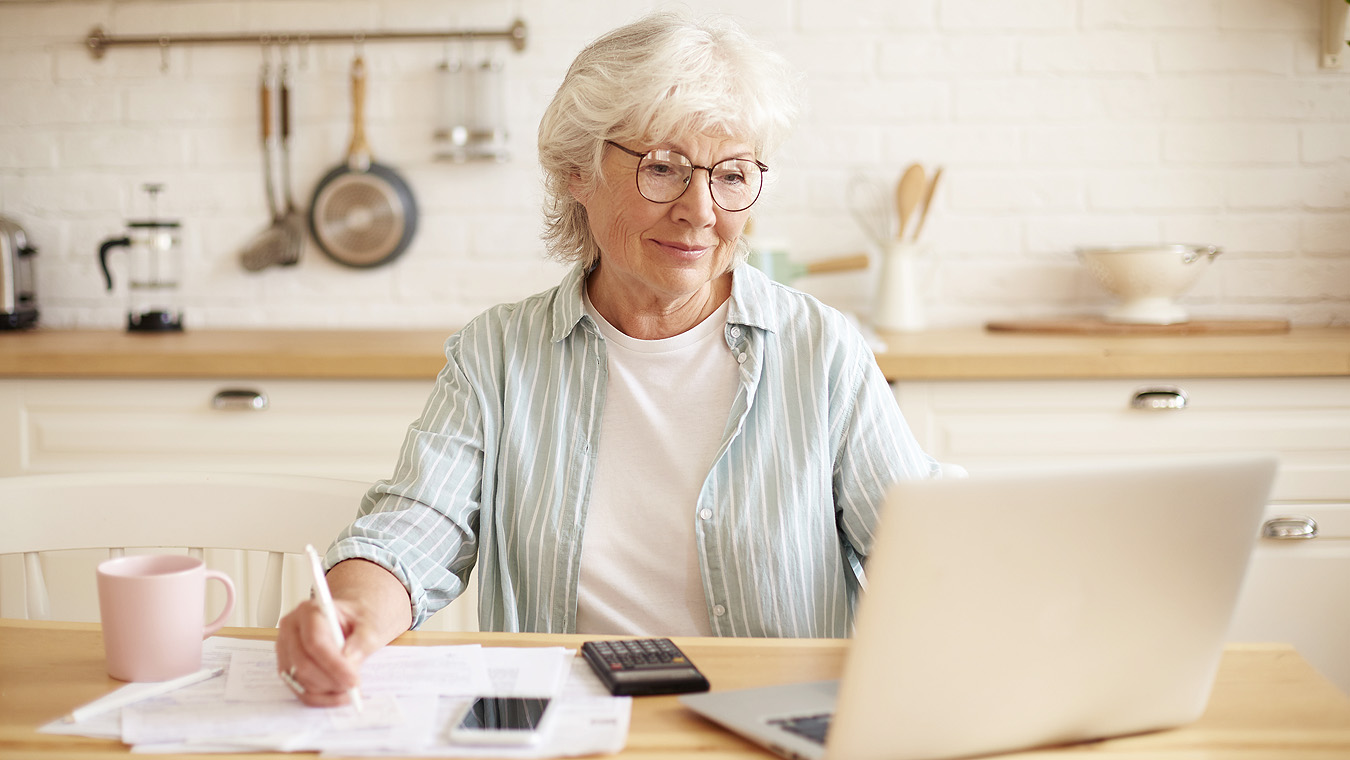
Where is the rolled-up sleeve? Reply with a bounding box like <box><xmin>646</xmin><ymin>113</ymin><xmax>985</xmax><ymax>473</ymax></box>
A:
<box><xmin>329</xmin><ymin>332</ymin><xmax>486</xmax><ymax>629</ymax></box>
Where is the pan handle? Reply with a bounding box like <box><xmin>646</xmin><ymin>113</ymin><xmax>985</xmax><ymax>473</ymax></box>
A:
<box><xmin>347</xmin><ymin>55</ymin><xmax>372</xmax><ymax>171</ymax></box>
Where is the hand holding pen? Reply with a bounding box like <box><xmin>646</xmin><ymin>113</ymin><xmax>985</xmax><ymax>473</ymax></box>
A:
<box><xmin>305</xmin><ymin>545</ymin><xmax>363</xmax><ymax>711</ymax></box>
<box><xmin>275</xmin><ymin>546</ymin><xmax>364</xmax><ymax>711</ymax></box>
<box><xmin>275</xmin><ymin>547</ymin><xmax>413</xmax><ymax>709</ymax></box>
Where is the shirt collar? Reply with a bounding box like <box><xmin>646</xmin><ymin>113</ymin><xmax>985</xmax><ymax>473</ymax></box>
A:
<box><xmin>725</xmin><ymin>260</ymin><xmax>778</xmax><ymax>333</ymax></box>
<box><xmin>550</xmin><ymin>263</ymin><xmax>591</xmax><ymax>343</ymax></box>
<box><xmin>549</xmin><ymin>259</ymin><xmax>781</xmax><ymax>343</ymax></box>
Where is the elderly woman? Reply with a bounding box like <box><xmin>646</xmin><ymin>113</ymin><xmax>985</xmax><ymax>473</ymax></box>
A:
<box><xmin>277</xmin><ymin>12</ymin><xmax>938</xmax><ymax>706</ymax></box>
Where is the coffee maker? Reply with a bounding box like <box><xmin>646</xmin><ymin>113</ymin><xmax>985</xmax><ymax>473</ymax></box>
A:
<box><xmin>99</xmin><ymin>184</ymin><xmax>183</xmax><ymax>332</ymax></box>
<box><xmin>0</xmin><ymin>214</ymin><xmax>38</xmax><ymax>330</ymax></box>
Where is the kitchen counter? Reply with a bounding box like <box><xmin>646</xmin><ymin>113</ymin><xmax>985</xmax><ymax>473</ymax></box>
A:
<box><xmin>0</xmin><ymin>327</ymin><xmax>1346</xmax><ymax>381</ymax></box>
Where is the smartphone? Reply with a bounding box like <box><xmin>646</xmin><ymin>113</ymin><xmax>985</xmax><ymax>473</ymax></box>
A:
<box><xmin>448</xmin><ymin>696</ymin><xmax>553</xmax><ymax>746</ymax></box>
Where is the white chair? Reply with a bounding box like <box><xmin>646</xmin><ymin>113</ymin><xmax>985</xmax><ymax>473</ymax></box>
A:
<box><xmin>0</xmin><ymin>471</ymin><xmax>370</xmax><ymax>626</ymax></box>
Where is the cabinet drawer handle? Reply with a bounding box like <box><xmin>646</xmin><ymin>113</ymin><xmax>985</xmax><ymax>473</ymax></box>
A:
<box><xmin>1130</xmin><ymin>386</ymin><xmax>1188</xmax><ymax>410</ymax></box>
<box><xmin>1262</xmin><ymin>516</ymin><xmax>1318</xmax><ymax>540</ymax></box>
<box><xmin>211</xmin><ymin>389</ymin><xmax>269</xmax><ymax>412</ymax></box>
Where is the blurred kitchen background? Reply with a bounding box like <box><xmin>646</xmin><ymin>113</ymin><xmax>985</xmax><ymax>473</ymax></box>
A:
<box><xmin>1</xmin><ymin>0</ymin><xmax>1347</xmax><ymax>330</ymax></box>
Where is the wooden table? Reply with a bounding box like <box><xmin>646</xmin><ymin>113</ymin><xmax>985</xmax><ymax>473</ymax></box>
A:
<box><xmin>2</xmin><ymin>619</ymin><xmax>1349</xmax><ymax>759</ymax></box>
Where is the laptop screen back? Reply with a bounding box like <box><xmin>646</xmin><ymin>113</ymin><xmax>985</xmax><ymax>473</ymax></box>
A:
<box><xmin>828</xmin><ymin>454</ymin><xmax>1276</xmax><ymax>760</ymax></box>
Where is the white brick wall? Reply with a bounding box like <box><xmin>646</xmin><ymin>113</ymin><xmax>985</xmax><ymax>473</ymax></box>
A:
<box><xmin>0</xmin><ymin>0</ymin><xmax>1347</xmax><ymax>330</ymax></box>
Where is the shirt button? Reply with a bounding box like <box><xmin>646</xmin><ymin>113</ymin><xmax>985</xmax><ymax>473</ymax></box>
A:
<box><xmin>713</xmin><ymin>604</ymin><xmax>727</xmax><ymax>617</ymax></box>
<box><xmin>699</xmin><ymin>508</ymin><xmax>713</xmax><ymax>520</ymax></box>
<box><xmin>736</xmin><ymin>352</ymin><xmax>747</xmax><ymax>363</ymax></box>
<box><xmin>730</xmin><ymin>327</ymin><xmax>741</xmax><ymax>338</ymax></box>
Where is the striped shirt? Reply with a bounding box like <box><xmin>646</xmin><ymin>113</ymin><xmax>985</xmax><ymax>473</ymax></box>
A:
<box><xmin>329</xmin><ymin>261</ymin><xmax>939</xmax><ymax>637</ymax></box>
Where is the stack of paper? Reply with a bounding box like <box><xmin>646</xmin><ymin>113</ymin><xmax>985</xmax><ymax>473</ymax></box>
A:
<box><xmin>42</xmin><ymin>637</ymin><xmax>631</xmax><ymax>757</ymax></box>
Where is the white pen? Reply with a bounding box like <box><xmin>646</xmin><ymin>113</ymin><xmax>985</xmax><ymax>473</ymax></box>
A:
<box><xmin>304</xmin><ymin>544</ymin><xmax>364</xmax><ymax>712</ymax></box>
<box><xmin>66</xmin><ymin>666</ymin><xmax>224</xmax><ymax>723</ymax></box>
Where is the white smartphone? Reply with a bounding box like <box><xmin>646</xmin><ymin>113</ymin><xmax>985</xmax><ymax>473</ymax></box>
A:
<box><xmin>448</xmin><ymin>696</ymin><xmax>554</xmax><ymax>746</ymax></box>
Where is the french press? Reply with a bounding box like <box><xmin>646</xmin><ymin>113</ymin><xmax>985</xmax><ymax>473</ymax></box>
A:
<box><xmin>98</xmin><ymin>183</ymin><xmax>184</xmax><ymax>332</ymax></box>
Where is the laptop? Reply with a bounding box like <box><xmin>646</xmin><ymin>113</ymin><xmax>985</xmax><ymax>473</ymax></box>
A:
<box><xmin>681</xmin><ymin>454</ymin><xmax>1277</xmax><ymax>760</ymax></box>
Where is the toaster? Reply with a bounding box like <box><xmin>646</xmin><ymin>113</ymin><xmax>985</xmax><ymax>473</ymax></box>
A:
<box><xmin>0</xmin><ymin>214</ymin><xmax>38</xmax><ymax>330</ymax></box>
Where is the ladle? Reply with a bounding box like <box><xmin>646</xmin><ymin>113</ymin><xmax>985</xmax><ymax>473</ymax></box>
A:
<box><xmin>240</xmin><ymin>61</ymin><xmax>287</xmax><ymax>271</ymax></box>
<box><xmin>276</xmin><ymin>62</ymin><xmax>304</xmax><ymax>266</ymax></box>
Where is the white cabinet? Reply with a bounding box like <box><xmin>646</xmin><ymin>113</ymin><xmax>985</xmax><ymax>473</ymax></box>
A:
<box><xmin>0</xmin><ymin>378</ymin><xmax>432</xmax><ymax>481</ymax></box>
<box><xmin>0</xmin><ymin>378</ymin><xmax>479</xmax><ymax>632</ymax></box>
<box><xmin>1228</xmin><ymin>502</ymin><xmax>1350</xmax><ymax>692</ymax></box>
<box><xmin>893</xmin><ymin>376</ymin><xmax>1350</xmax><ymax>695</ymax></box>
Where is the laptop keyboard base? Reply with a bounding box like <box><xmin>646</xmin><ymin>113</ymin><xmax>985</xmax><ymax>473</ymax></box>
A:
<box><xmin>769</xmin><ymin>712</ymin><xmax>832</xmax><ymax>745</ymax></box>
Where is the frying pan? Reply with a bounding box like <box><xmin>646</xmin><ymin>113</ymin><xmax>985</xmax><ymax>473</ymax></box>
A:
<box><xmin>309</xmin><ymin>55</ymin><xmax>418</xmax><ymax>268</ymax></box>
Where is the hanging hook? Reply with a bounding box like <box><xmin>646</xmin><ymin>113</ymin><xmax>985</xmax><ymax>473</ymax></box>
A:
<box><xmin>274</xmin><ymin>37</ymin><xmax>291</xmax><ymax>81</ymax></box>
<box><xmin>296</xmin><ymin>34</ymin><xmax>311</xmax><ymax>71</ymax></box>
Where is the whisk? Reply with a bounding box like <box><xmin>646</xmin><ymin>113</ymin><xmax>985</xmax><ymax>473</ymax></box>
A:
<box><xmin>846</xmin><ymin>175</ymin><xmax>895</xmax><ymax>251</ymax></box>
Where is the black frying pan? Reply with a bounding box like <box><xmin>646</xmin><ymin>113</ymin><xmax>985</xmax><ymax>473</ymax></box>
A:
<box><xmin>309</xmin><ymin>55</ymin><xmax>418</xmax><ymax>268</ymax></box>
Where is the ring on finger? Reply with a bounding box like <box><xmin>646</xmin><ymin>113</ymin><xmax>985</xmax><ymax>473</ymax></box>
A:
<box><xmin>279</xmin><ymin>667</ymin><xmax>306</xmax><ymax>695</ymax></box>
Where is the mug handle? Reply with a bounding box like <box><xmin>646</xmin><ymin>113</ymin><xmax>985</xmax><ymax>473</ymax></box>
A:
<box><xmin>202</xmin><ymin>570</ymin><xmax>236</xmax><ymax>637</ymax></box>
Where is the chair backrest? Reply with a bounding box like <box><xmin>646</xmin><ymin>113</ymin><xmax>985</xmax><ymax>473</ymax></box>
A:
<box><xmin>0</xmin><ymin>471</ymin><xmax>370</xmax><ymax>626</ymax></box>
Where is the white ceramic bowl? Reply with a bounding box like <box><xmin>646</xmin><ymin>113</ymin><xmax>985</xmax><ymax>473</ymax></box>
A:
<box><xmin>1076</xmin><ymin>244</ymin><xmax>1222</xmax><ymax>324</ymax></box>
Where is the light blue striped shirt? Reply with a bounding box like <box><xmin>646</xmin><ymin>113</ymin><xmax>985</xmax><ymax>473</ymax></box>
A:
<box><xmin>329</xmin><ymin>262</ymin><xmax>938</xmax><ymax>637</ymax></box>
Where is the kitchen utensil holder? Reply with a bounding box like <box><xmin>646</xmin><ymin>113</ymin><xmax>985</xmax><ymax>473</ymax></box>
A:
<box><xmin>874</xmin><ymin>241</ymin><xmax>937</xmax><ymax>333</ymax></box>
<box><xmin>85</xmin><ymin>19</ymin><xmax>527</xmax><ymax>60</ymax></box>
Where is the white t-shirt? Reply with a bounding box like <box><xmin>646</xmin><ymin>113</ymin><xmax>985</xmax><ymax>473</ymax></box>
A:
<box><xmin>574</xmin><ymin>293</ymin><xmax>738</xmax><ymax>636</ymax></box>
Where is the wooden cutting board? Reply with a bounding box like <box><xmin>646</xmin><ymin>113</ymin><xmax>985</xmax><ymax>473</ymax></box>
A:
<box><xmin>986</xmin><ymin>317</ymin><xmax>1292</xmax><ymax>335</ymax></box>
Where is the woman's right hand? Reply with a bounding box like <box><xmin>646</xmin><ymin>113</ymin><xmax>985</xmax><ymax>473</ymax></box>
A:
<box><xmin>274</xmin><ymin>558</ymin><xmax>414</xmax><ymax>707</ymax></box>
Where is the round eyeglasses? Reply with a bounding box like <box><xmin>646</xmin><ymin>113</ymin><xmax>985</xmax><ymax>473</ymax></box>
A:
<box><xmin>605</xmin><ymin>141</ymin><xmax>768</xmax><ymax>213</ymax></box>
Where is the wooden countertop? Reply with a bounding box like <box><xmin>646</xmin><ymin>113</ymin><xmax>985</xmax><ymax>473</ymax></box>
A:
<box><xmin>0</xmin><ymin>326</ymin><xmax>1346</xmax><ymax>381</ymax></box>
<box><xmin>874</xmin><ymin>325</ymin><xmax>1349</xmax><ymax>380</ymax></box>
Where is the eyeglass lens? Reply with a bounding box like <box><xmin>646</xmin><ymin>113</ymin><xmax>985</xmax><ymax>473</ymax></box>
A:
<box><xmin>636</xmin><ymin>150</ymin><xmax>763</xmax><ymax>212</ymax></box>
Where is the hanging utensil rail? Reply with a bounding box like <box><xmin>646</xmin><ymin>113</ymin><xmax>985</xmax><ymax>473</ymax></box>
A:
<box><xmin>85</xmin><ymin>18</ymin><xmax>527</xmax><ymax>59</ymax></box>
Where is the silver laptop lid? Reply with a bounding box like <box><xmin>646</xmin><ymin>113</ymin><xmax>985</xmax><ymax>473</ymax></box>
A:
<box><xmin>829</xmin><ymin>454</ymin><xmax>1276</xmax><ymax>760</ymax></box>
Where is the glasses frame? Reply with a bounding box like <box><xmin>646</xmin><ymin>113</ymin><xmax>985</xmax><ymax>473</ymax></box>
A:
<box><xmin>605</xmin><ymin>140</ymin><xmax>769</xmax><ymax>213</ymax></box>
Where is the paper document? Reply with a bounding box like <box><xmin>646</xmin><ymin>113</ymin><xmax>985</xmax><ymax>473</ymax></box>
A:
<box><xmin>318</xmin><ymin>657</ymin><xmax>630</xmax><ymax>758</ymax></box>
<box><xmin>39</xmin><ymin>637</ymin><xmax>272</xmax><ymax>740</ymax></box>
<box><xmin>481</xmin><ymin>646</ymin><xmax>573</xmax><ymax>696</ymax></box>
<box><xmin>43</xmin><ymin>636</ymin><xmax>631</xmax><ymax>758</ymax></box>
<box><xmin>224</xmin><ymin>644</ymin><xmax>492</xmax><ymax>701</ymax></box>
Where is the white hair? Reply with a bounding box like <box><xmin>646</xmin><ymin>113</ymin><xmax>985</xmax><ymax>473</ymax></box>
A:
<box><xmin>537</xmin><ymin>12</ymin><xmax>802</xmax><ymax>266</ymax></box>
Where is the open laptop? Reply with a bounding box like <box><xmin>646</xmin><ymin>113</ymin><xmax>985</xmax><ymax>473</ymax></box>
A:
<box><xmin>681</xmin><ymin>453</ymin><xmax>1277</xmax><ymax>760</ymax></box>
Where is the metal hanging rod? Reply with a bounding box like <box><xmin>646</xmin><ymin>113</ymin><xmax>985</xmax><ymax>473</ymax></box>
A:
<box><xmin>85</xmin><ymin>17</ymin><xmax>527</xmax><ymax>59</ymax></box>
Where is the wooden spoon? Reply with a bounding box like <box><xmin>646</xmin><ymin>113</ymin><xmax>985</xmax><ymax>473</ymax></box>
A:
<box><xmin>895</xmin><ymin>164</ymin><xmax>927</xmax><ymax>241</ymax></box>
<box><xmin>910</xmin><ymin>166</ymin><xmax>943</xmax><ymax>241</ymax></box>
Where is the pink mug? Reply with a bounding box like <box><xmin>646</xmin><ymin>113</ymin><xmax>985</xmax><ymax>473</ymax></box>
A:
<box><xmin>96</xmin><ymin>554</ymin><xmax>235</xmax><ymax>682</ymax></box>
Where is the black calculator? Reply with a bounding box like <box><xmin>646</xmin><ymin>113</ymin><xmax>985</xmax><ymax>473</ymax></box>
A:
<box><xmin>580</xmin><ymin>638</ymin><xmax>710</xmax><ymax>696</ymax></box>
